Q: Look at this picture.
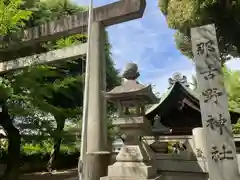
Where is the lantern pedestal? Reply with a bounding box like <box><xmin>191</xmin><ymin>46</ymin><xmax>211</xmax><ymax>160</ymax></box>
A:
<box><xmin>101</xmin><ymin>117</ymin><xmax>160</xmax><ymax>180</ymax></box>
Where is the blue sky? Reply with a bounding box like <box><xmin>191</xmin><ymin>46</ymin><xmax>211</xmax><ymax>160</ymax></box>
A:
<box><xmin>74</xmin><ymin>0</ymin><xmax>240</xmax><ymax>94</ymax></box>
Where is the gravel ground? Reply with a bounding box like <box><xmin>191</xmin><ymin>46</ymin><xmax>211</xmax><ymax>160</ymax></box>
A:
<box><xmin>19</xmin><ymin>169</ymin><xmax>78</xmax><ymax>180</ymax></box>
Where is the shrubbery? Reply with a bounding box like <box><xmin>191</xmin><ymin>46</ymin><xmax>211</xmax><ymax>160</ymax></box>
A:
<box><xmin>233</xmin><ymin>123</ymin><xmax>240</xmax><ymax>135</ymax></box>
<box><xmin>0</xmin><ymin>141</ymin><xmax>79</xmax><ymax>173</ymax></box>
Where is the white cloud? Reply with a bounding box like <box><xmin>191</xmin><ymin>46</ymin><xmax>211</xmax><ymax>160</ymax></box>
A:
<box><xmin>106</xmin><ymin>0</ymin><xmax>177</xmax><ymax>77</ymax></box>
<box><xmin>140</xmin><ymin>56</ymin><xmax>195</xmax><ymax>94</ymax></box>
<box><xmin>150</xmin><ymin>58</ymin><xmax>240</xmax><ymax>94</ymax></box>
<box><xmin>73</xmin><ymin>0</ymin><xmax>88</xmax><ymax>5</ymax></box>
<box><xmin>226</xmin><ymin>58</ymin><xmax>240</xmax><ymax>70</ymax></box>
<box><xmin>154</xmin><ymin>69</ymin><xmax>194</xmax><ymax>93</ymax></box>
<box><xmin>73</xmin><ymin>0</ymin><xmax>195</xmax><ymax>94</ymax></box>
<box><xmin>75</xmin><ymin>0</ymin><xmax>240</xmax><ymax>96</ymax></box>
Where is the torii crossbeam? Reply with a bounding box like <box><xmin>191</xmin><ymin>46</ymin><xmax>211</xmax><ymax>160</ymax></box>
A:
<box><xmin>0</xmin><ymin>0</ymin><xmax>146</xmax><ymax>52</ymax></box>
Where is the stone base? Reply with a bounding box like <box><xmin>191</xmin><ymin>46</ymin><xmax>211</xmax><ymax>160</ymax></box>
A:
<box><xmin>65</xmin><ymin>175</ymin><xmax>162</xmax><ymax>180</ymax></box>
<box><xmin>103</xmin><ymin>161</ymin><xmax>158</xmax><ymax>180</ymax></box>
<box><xmin>64</xmin><ymin>177</ymin><xmax>77</xmax><ymax>180</ymax></box>
<box><xmin>83</xmin><ymin>152</ymin><xmax>110</xmax><ymax>180</ymax></box>
<box><xmin>109</xmin><ymin>162</ymin><xmax>155</xmax><ymax>177</ymax></box>
<box><xmin>100</xmin><ymin>175</ymin><xmax>161</xmax><ymax>180</ymax></box>
<box><xmin>116</xmin><ymin>145</ymin><xmax>151</xmax><ymax>162</ymax></box>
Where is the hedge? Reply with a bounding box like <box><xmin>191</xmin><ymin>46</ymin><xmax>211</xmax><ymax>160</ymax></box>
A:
<box><xmin>0</xmin><ymin>142</ymin><xmax>80</xmax><ymax>173</ymax></box>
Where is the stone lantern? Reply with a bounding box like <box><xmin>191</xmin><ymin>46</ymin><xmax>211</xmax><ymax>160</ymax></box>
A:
<box><xmin>150</xmin><ymin>115</ymin><xmax>172</xmax><ymax>153</ymax></box>
<box><xmin>101</xmin><ymin>63</ymin><xmax>160</xmax><ymax>180</ymax></box>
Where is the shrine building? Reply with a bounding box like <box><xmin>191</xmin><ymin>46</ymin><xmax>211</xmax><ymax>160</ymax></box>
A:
<box><xmin>145</xmin><ymin>73</ymin><xmax>240</xmax><ymax>136</ymax></box>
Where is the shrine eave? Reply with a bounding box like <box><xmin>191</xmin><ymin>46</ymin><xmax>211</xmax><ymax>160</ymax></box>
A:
<box><xmin>145</xmin><ymin>82</ymin><xmax>240</xmax><ymax>124</ymax></box>
<box><xmin>145</xmin><ymin>82</ymin><xmax>196</xmax><ymax>115</ymax></box>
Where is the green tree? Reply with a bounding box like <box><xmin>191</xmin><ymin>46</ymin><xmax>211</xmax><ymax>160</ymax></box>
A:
<box><xmin>0</xmin><ymin>0</ymin><xmax>120</xmax><ymax>178</ymax></box>
<box><xmin>223</xmin><ymin>67</ymin><xmax>240</xmax><ymax>133</ymax></box>
<box><xmin>159</xmin><ymin>0</ymin><xmax>240</xmax><ymax>62</ymax></box>
<box><xmin>0</xmin><ymin>1</ymin><xmax>32</xmax><ymax>179</ymax></box>
<box><xmin>0</xmin><ymin>0</ymin><xmax>32</xmax><ymax>35</ymax></box>
<box><xmin>24</xmin><ymin>0</ymin><xmax>120</xmax><ymax>171</ymax></box>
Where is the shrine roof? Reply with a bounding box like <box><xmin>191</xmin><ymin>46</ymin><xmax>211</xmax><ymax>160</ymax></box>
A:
<box><xmin>145</xmin><ymin>81</ymin><xmax>198</xmax><ymax>115</ymax></box>
<box><xmin>145</xmin><ymin>75</ymin><xmax>240</xmax><ymax>124</ymax></box>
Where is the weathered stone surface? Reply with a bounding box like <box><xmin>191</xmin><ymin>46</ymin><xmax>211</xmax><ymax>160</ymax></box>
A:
<box><xmin>113</xmin><ymin>116</ymin><xmax>145</xmax><ymax>126</ymax></box>
<box><xmin>191</xmin><ymin>24</ymin><xmax>239</xmax><ymax>180</ymax></box>
<box><xmin>101</xmin><ymin>176</ymin><xmax>161</xmax><ymax>180</ymax></box>
<box><xmin>122</xmin><ymin>63</ymin><xmax>140</xmax><ymax>80</ymax></box>
<box><xmin>107</xmin><ymin>162</ymin><xmax>157</xmax><ymax>179</ymax></box>
<box><xmin>192</xmin><ymin>128</ymin><xmax>208</xmax><ymax>160</ymax></box>
<box><xmin>0</xmin><ymin>0</ymin><xmax>146</xmax><ymax>52</ymax></box>
<box><xmin>0</xmin><ymin>43</ymin><xmax>87</xmax><ymax>73</ymax></box>
<box><xmin>67</xmin><ymin>175</ymin><xmax>162</xmax><ymax>180</ymax></box>
<box><xmin>116</xmin><ymin>145</ymin><xmax>148</xmax><ymax>162</ymax></box>
<box><xmin>84</xmin><ymin>22</ymin><xmax>108</xmax><ymax>180</ymax></box>
<box><xmin>103</xmin><ymin>62</ymin><xmax>159</xmax><ymax>180</ymax></box>
<box><xmin>159</xmin><ymin>171</ymin><xmax>208</xmax><ymax>180</ymax></box>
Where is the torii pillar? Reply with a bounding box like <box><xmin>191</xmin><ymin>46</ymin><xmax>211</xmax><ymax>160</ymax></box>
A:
<box><xmin>84</xmin><ymin>1</ymin><xmax>146</xmax><ymax>180</ymax></box>
<box><xmin>84</xmin><ymin>22</ymin><xmax>107</xmax><ymax>180</ymax></box>
<box><xmin>0</xmin><ymin>1</ymin><xmax>146</xmax><ymax>180</ymax></box>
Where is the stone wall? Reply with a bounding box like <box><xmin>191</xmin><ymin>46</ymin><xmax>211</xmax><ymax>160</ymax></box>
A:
<box><xmin>110</xmin><ymin>134</ymin><xmax>240</xmax><ymax>179</ymax></box>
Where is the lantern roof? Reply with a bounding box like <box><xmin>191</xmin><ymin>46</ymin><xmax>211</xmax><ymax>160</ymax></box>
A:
<box><xmin>104</xmin><ymin>63</ymin><xmax>158</xmax><ymax>104</ymax></box>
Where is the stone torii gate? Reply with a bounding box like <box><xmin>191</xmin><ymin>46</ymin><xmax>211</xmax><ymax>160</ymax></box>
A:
<box><xmin>0</xmin><ymin>0</ymin><xmax>146</xmax><ymax>51</ymax></box>
<box><xmin>0</xmin><ymin>1</ymin><xmax>146</xmax><ymax>180</ymax></box>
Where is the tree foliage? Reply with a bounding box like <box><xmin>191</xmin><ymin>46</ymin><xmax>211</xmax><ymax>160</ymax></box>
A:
<box><xmin>223</xmin><ymin>67</ymin><xmax>240</xmax><ymax>113</ymax></box>
<box><xmin>159</xmin><ymin>0</ymin><xmax>240</xmax><ymax>61</ymax></box>
<box><xmin>0</xmin><ymin>0</ymin><xmax>32</xmax><ymax>35</ymax></box>
<box><xmin>223</xmin><ymin>67</ymin><xmax>240</xmax><ymax>133</ymax></box>
<box><xmin>0</xmin><ymin>0</ymin><xmax>121</xmax><ymax>177</ymax></box>
<box><xmin>159</xmin><ymin>0</ymin><xmax>240</xmax><ymax>132</ymax></box>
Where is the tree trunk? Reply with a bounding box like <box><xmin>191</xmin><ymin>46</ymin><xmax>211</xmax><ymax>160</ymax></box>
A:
<box><xmin>47</xmin><ymin>117</ymin><xmax>65</xmax><ymax>172</ymax></box>
<box><xmin>0</xmin><ymin>105</ymin><xmax>21</xmax><ymax>180</ymax></box>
